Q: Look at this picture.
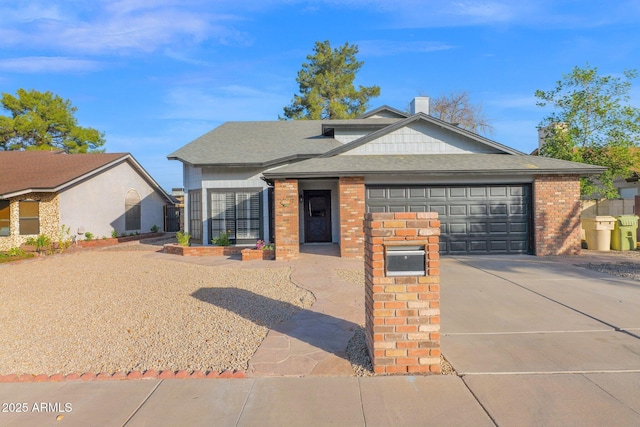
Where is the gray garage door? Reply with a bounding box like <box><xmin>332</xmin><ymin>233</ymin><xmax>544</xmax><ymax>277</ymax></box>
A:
<box><xmin>366</xmin><ymin>185</ymin><xmax>532</xmax><ymax>255</ymax></box>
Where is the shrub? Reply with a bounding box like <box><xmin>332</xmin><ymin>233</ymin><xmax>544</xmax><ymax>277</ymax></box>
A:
<box><xmin>150</xmin><ymin>224</ymin><xmax>160</xmax><ymax>233</ymax></box>
<box><xmin>212</xmin><ymin>231</ymin><xmax>231</xmax><ymax>246</ymax></box>
<box><xmin>255</xmin><ymin>239</ymin><xmax>274</xmax><ymax>250</ymax></box>
<box><xmin>57</xmin><ymin>225</ymin><xmax>73</xmax><ymax>253</ymax></box>
<box><xmin>7</xmin><ymin>247</ymin><xmax>26</xmax><ymax>257</ymax></box>
<box><xmin>111</xmin><ymin>229</ymin><xmax>118</xmax><ymax>238</ymax></box>
<box><xmin>84</xmin><ymin>232</ymin><xmax>94</xmax><ymax>241</ymax></box>
<box><xmin>26</xmin><ymin>234</ymin><xmax>52</xmax><ymax>253</ymax></box>
<box><xmin>176</xmin><ymin>230</ymin><xmax>191</xmax><ymax>247</ymax></box>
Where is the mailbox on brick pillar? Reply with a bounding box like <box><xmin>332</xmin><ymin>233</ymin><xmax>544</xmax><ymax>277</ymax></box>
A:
<box><xmin>364</xmin><ymin>212</ymin><xmax>441</xmax><ymax>375</ymax></box>
<box><xmin>385</xmin><ymin>245</ymin><xmax>426</xmax><ymax>276</ymax></box>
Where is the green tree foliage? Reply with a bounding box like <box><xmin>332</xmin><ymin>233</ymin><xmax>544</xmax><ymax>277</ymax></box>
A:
<box><xmin>282</xmin><ymin>40</ymin><xmax>380</xmax><ymax>120</ymax></box>
<box><xmin>0</xmin><ymin>89</ymin><xmax>105</xmax><ymax>153</ymax></box>
<box><xmin>430</xmin><ymin>91</ymin><xmax>494</xmax><ymax>135</ymax></box>
<box><xmin>535</xmin><ymin>65</ymin><xmax>640</xmax><ymax>198</ymax></box>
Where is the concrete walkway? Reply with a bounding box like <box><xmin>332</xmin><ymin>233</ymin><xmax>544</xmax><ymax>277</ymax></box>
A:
<box><xmin>249</xmin><ymin>245</ymin><xmax>364</xmax><ymax>376</ymax></box>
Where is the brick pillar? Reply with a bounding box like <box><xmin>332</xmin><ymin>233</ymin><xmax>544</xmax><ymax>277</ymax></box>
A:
<box><xmin>364</xmin><ymin>212</ymin><xmax>441</xmax><ymax>375</ymax></box>
<box><xmin>533</xmin><ymin>175</ymin><xmax>581</xmax><ymax>256</ymax></box>
<box><xmin>339</xmin><ymin>176</ymin><xmax>365</xmax><ymax>258</ymax></box>
<box><xmin>274</xmin><ymin>179</ymin><xmax>299</xmax><ymax>260</ymax></box>
<box><xmin>635</xmin><ymin>196</ymin><xmax>640</xmax><ymax>243</ymax></box>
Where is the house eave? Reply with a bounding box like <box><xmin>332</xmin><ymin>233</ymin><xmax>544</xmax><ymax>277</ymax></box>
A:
<box><xmin>263</xmin><ymin>168</ymin><xmax>605</xmax><ymax>180</ymax></box>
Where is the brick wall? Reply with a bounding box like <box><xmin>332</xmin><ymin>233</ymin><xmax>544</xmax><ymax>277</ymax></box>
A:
<box><xmin>364</xmin><ymin>212</ymin><xmax>441</xmax><ymax>375</ymax></box>
<box><xmin>274</xmin><ymin>179</ymin><xmax>300</xmax><ymax>260</ymax></box>
<box><xmin>339</xmin><ymin>176</ymin><xmax>365</xmax><ymax>258</ymax></box>
<box><xmin>533</xmin><ymin>175</ymin><xmax>582</xmax><ymax>256</ymax></box>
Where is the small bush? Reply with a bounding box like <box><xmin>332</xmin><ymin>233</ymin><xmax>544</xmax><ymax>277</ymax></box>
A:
<box><xmin>84</xmin><ymin>232</ymin><xmax>94</xmax><ymax>241</ymax></box>
<box><xmin>212</xmin><ymin>231</ymin><xmax>231</xmax><ymax>246</ymax></box>
<box><xmin>111</xmin><ymin>229</ymin><xmax>118</xmax><ymax>238</ymax></box>
<box><xmin>57</xmin><ymin>225</ymin><xmax>73</xmax><ymax>253</ymax></box>
<box><xmin>7</xmin><ymin>247</ymin><xmax>26</xmax><ymax>257</ymax></box>
<box><xmin>176</xmin><ymin>230</ymin><xmax>191</xmax><ymax>247</ymax></box>
<box><xmin>26</xmin><ymin>234</ymin><xmax>52</xmax><ymax>253</ymax></box>
<box><xmin>150</xmin><ymin>224</ymin><xmax>160</xmax><ymax>233</ymax></box>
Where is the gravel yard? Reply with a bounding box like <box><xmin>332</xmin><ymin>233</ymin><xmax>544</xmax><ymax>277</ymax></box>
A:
<box><xmin>0</xmin><ymin>248</ymin><xmax>314</xmax><ymax>376</ymax></box>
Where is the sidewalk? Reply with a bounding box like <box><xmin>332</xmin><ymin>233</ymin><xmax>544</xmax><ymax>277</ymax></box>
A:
<box><xmin>0</xmin><ymin>376</ymin><xmax>491</xmax><ymax>427</ymax></box>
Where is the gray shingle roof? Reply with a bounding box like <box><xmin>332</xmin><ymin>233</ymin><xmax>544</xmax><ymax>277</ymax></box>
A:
<box><xmin>263</xmin><ymin>154</ymin><xmax>607</xmax><ymax>179</ymax></box>
<box><xmin>167</xmin><ymin>121</ymin><xmax>340</xmax><ymax>166</ymax></box>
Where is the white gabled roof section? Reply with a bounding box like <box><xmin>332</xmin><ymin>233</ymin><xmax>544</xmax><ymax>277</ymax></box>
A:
<box><xmin>320</xmin><ymin>113</ymin><xmax>524</xmax><ymax>158</ymax></box>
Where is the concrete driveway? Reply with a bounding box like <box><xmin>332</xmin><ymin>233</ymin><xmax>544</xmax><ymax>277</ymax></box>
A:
<box><xmin>442</xmin><ymin>255</ymin><xmax>640</xmax><ymax>426</ymax></box>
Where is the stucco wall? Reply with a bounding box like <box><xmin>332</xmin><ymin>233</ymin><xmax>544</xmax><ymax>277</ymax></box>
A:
<box><xmin>0</xmin><ymin>193</ymin><xmax>59</xmax><ymax>251</ymax></box>
<box><xmin>59</xmin><ymin>161</ymin><xmax>167</xmax><ymax>240</ymax></box>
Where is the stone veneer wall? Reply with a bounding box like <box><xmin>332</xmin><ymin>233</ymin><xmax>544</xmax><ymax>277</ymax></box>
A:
<box><xmin>0</xmin><ymin>192</ymin><xmax>59</xmax><ymax>251</ymax></box>
<box><xmin>339</xmin><ymin>176</ymin><xmax>366</xmax><ymax>258</ymax></box>
<box><xmin>364</xmin><ymin>212</ymin><xmax>441</xmax><ymax>375</ymax></box>
<box><xmin>274</xmin><ymin>179</ymin><xmax>299</xmax><ymax>260</ymax></box>
<box><xmin>533</xmin><ymin>175</ymin><xmax>582</xmax><ymax>256</ymax></box>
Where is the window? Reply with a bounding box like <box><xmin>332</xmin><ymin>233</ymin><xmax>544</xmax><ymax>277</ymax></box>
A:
<box><xmin>210</xmin><ymin>190</ymin><xmax>261</xmax><ymax>244</ymax></box>
<box><xmin>188</xmin><ymin>190</ymin><xmax>202</xmax><ymax>242</ymax></box>
<box><xmin>125</xmin><ymin>190</ymin><xmax>141</xmax><ymax>231</ymax></box>
<box><xmin>19</xmin><ymin>200</ymin><xmax>39</xmax><ymax>235</ymax></box>
<box><xmin>0</xmin><ymin>200</ymin><xmax>9</xmax><ymax>236</ymax></box>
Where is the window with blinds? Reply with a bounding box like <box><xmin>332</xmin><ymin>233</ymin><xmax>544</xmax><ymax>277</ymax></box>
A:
<box><xmin>210</xmin><ymin>190</ymin><xmax>261</xmax><ymax>244</ymax></box>
<box><xmin>188</xmin><ymin>190</ymin><xmax>203</xmax><ymax>242</ymax></box>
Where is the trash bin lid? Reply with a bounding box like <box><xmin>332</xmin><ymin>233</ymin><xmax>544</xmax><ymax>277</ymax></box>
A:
<box><xmin>617</xmin><ymin>215</ymin><xmax>639</xmax><ymax>226</ymax></box>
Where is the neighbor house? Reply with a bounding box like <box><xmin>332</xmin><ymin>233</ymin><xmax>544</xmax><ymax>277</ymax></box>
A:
<box><xmin>0</xmin><ymin>151</ymin><xmax>173</xmax><ymax>251</ymax></box>
<box><xmin>168</xmin><ymin>97</ymin><xmax>605</xmax><ymax>260</ymax></box>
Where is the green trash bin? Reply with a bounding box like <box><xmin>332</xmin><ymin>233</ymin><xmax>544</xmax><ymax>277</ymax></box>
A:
<box><xmin>611</xmin><ymin>215</ymin><xmax>639</xmax><ymax>251</ymax></box>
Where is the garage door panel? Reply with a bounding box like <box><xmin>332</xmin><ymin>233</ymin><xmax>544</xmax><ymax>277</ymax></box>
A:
<box><xmin>388</xmin><ymin>188</ymin><xmax>406</xmax><ymax>198</ymax></box>
<box><xmin>469</xmin><ymin>187</ymin><xmax>487</xmax><ymax>197</ymax></box>
<box><xmin>368</xmin><ymin>188</ymin><xmax>387</xmax><ymax>199</ymax></box>
<box><xmin>449</xmin><ymin>187</ymin><xmax>467</xmax><ymax>198</ymax></box>
<box><xmin>469</xmin><ymin>240</ymin><xmax>488</xmax><ymax>252</ymax></box>
<box><xmin>490</xmin><ymin>222</ymin><xmax>508</xmax><ymax>233</ymax></box>
<box><xmin>449</xmin><ymin>241</ymin><xmax>468</xmax><ymax>253</ymax></box>
<box><xmin>469</xmin><ymin>205</ymin><xmax>488</xmax><ymax>216</ymax></box>
<box><xmin>469</xmin><ymin>223</ymin><xmax>487</xmax><ymax>233</ymax></box>
<box><xmin>510</xmin><ymin>204</ymin><xmax>526</xmax><ymax>215</ymax></box>
<box><xmin>389</xmin><ymin>206</ymin><xmax>407</xmax><ymax>212</ymax></box>
<box><xmin>510</xmin><ymin>222</ymin><xmax>527</xmax><ymax>233</ymax></box>
<box><xmin>449</xmin><ymin>223</ymin><xmax>467</xmax><ymax>234</ymax></box>
<box><xmin>489</xmin><ymin>186</ymin><xmax>508</xmax><ymax>197</ymax></box>
<box><xmin>430</xmin><ymin>205</ymin><xmax>447</xmax><ymax>215</ymax></box>
<box><xmin>449</xmin><ymin>205</ymin><xmax>467</xmax><ymax>216</ymax></box>
<box><xmin>428</xmin><ymin>188</ymin><xmax>446</xmax><ymax>198</ymax></box>
<box><xmin>366</xmin><ymin>185</ymin><xmax>531</xmax><ymax>255</ymax></box>
<box><xmin>489</xmin><ymin>204</ymin><xmax>508</xmax><ymax>215</ymax></box>
<box><xmin>409</xmin><ymin>188</ymin><xmax>426</xmax><ymax>198</ymax></box>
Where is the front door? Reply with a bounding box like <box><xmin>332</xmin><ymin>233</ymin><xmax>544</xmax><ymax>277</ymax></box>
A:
<box><xmin>304</xmin><ymin>190</ymin><xmax>332</xmax><ymax>243</ymax></box>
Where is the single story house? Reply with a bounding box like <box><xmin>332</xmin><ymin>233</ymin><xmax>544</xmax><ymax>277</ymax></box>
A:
<box><xmin>168</xmin><ymin>97</ymin><xmax>605</xmax><ymax>260</ymax></box>
<box><xmin>0</xmin><ymin>151</ymin><xmax>173</xmax><ymax>250</ymax></box>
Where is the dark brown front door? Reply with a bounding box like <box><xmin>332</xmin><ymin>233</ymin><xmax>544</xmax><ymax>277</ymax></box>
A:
<box><xmin>304</xmin><ymin>190</ymin><xmax>332</xmax><ymax>243</ymax></box>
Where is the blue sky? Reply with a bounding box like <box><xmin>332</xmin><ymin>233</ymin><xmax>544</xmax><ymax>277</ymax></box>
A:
<box><xmin>1</xmin><ymin>0</ymin><xmax>639</xmax><ymax>191</ymax></box>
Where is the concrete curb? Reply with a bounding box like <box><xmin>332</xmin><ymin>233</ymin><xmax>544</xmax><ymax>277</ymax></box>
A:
<box><xmin>0</xmin><ymin>369</ymin><xmax>246</xmax><ymax>382</ymax></box>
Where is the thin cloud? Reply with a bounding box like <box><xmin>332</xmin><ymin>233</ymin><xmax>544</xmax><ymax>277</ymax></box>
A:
<box><xmin>0</xmin><ymin>57</ymin><xmax>102</xmax><ymax>73</ymax></box>
<box><xmin>357</xmin><ymin>40</ymin><xmax>455</xmax><ymax>57</ymax></box>
<box><xmin>0</xmin><ymin>1</ymin><xmax>250</xmax><ymax>54</ymax></box>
